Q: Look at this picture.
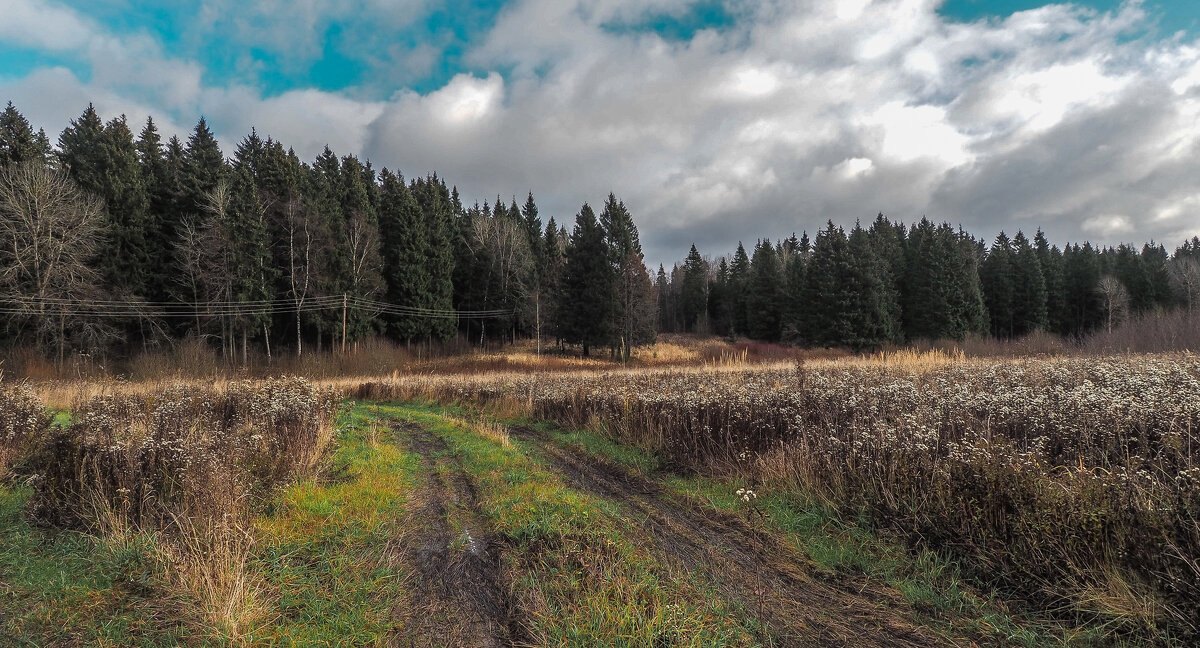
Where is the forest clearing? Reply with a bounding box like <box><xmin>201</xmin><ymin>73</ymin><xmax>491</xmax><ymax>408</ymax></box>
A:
<box><xmin>1</xmin><ymin>344</ymin><xmax>1196</xmax><ymax>647</ymax></box>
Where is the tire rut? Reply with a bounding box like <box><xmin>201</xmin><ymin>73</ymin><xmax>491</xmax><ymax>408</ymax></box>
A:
<box><xmin>389</xmin><ymin>421</ymin><xmax>523</xmax><ymax>648</ymax></box>
<box><xmin>512</xmin><ymin>426</ymin><xmax>955</xmax><ymax>648</ymax></box>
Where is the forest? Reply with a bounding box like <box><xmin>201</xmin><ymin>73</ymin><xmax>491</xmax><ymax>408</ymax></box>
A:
<box><xmin>1</xmin><ymin>100</ymin><xmax>1198</xmax><ymax>364</ymax></box>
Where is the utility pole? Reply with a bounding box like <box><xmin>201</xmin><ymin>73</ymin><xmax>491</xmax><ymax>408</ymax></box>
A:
<box><xmin>341</xmin><ymin>293</ymin><xmax>348</xmax><ymax>355</ymax></box>
<box><xmin>536</xmin><ymin>292</ymin><xmax>541</xmax><ymax>357</ymax></box>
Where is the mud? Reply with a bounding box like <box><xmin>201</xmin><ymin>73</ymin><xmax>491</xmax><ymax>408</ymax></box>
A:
<box><xmin>389</xmin><ymin>422</ymin><xmax>523</xmax><ymax>648</ymax></box>
<box><xmin>511</xmin><ymin>425</ymin><xmax>955</xmax><ymax>648</ymax></box>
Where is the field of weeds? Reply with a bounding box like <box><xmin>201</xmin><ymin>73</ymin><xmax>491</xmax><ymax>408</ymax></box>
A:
<box><xmin>0</xmin><ymin>377</ymin><xmax>341</xmax><ymax>642</ymax></box>
<box><xmin>355</xmin><ymin>352</ymin><xmax>1200</xmax><ymax>643</ymax></box>
<box><xmin>4</xmin><ymin>349</ymin><xmax>1198</xmax><ymax>646</ymax></box>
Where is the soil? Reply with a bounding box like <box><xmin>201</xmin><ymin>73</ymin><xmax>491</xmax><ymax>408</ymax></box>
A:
<box><xmin>510</xmin><ymin>425</ymin><xmax>957</xmax><ymax>648</ymax></box>
<box><xmin>388</xmin><ymin>422</ymin><xmax>524</xmax><ymax>648</ymax></box>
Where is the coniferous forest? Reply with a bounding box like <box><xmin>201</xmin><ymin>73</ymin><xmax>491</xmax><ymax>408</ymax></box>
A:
<box><xmin>1</xmin><ymin>101</ymin><xmax>1198</xmax><ymax>362</ymax></box>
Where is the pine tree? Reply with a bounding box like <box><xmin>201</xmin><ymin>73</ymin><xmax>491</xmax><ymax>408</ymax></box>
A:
<box><xmin>339</xmin><ymin>154</ymin><xmax>385</xmax><ymax>344</ymax></box>
<box><xmin>559</xmin><ymin>203</ymin><xmax>612</xmax><ymax>356</ymax></box>
<box><xmin>225</xmin><ymin>164</ymin><xmax>275</xmax><ymax>360</ymax></box>
<box><xmin>709</xmin><ymin>258</ymin><xmax>732</xmax><ymax>337</ymax></box>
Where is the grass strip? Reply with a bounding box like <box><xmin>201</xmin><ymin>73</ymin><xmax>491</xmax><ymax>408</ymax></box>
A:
<box><xmin>389</xmin><ymin>401</ymin><xmax>765</xmax><ymax>647</ymax></box>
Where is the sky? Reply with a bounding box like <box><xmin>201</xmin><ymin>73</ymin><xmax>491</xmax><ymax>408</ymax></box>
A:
<box><xmin>3</xmin><ymin>0</ymin><xmax>1200</xmax><ymax>266</ymax></box>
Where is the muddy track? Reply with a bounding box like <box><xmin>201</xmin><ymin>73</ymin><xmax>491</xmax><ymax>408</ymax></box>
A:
<box><xmin>389</xmin><ymin>422</ymin><xmax>523</xmax><ymax>648</ymax></box>
<box><xmin>511</xmin><ymin>426</ymin><xmax>955</xmax><ymax>648</ymax></box>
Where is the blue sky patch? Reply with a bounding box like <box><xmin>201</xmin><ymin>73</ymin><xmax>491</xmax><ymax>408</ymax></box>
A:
<box><xmin>938</xmin><ymin>1</ymin><xmax>1200</xmax><ymax>36</ymax></box>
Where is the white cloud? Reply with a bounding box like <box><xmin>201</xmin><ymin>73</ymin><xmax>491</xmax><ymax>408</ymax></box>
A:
<box><xmin>3</xmin><ymin>0</ymin><xmax>1200</xmax><ymax>265</ymax></box>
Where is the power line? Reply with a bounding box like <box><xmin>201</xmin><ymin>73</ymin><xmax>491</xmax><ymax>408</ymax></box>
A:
<box><xmin>0</xmin><ymin>294</ymin><xmax>516</xmax><ymax>320</ymax></box>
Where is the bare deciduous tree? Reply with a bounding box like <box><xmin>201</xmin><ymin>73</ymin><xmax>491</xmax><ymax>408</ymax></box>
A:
<box><xmin>1170</xmin><ymin>257</ymin><xmax>1200</xmax><ymax>314</ymax></box>
<box><xmin>468</xmin><ymin>212</ymin><xmax>532</xmax><ymax>346</ymax></box>
<box><xmin>0</xmin><ymin>163</ymin><xmax>112</xmax><ymax>362</ymax></box>
<box><xmin>1098</xmin><ymin>274</ymin><xmax>1130</xmax><ymax>334</ymax></box>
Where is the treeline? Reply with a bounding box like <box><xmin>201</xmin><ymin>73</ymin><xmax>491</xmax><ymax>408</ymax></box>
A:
<box><xmin>0</xmin><ymin>101</ymin><xmax>654</xmax><ymax>361</ymax></box>
<box><xmin>657</xmin><ymin>215</ymin><xmax>1200</xmax><ymax>348</ymax></box>
<box><xmin>3</xmin><ymin>100</ymin><xmax>1198</xmax><ymax>362</ymax></box>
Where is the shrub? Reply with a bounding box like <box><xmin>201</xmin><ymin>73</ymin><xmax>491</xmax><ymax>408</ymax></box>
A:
<box><xmin>0</xmin><ymin>381</ymin><xmax>49</xmax><ymax>479</ymax></box>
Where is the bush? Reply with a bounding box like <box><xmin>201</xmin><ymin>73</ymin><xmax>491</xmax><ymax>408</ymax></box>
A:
<box><xmin>28</xmin><ymin>377</ymin><xmax>340</xmax><ymax>531</ymax></box>
<box><xmin>0</xmin><ymin>381</ymin><xmax>50</xmax><ymax>479</ymax></box>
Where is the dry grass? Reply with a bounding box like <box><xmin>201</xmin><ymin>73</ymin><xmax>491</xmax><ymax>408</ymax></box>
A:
<box><xmin>2</xmin><ymin>377</ymin><xmax>339</xmax><ymax>643</ymax></box>
<box><xmin>352</xmin><ymin>353</ymin><xmax>1200</xmax><ymax>643</ymax></box>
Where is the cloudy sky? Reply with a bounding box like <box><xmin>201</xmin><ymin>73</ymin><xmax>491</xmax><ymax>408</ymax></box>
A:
<box><xmin>2</xmin><ymin>0</ymin><xmax>1200</xmax><ymax>265</ymax></box>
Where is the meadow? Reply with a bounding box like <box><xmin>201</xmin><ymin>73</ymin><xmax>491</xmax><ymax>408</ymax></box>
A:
<box><xmin>1</xmin><ymin>339</ymin><xmax>1196</xmax><ymax>646</ymax></box>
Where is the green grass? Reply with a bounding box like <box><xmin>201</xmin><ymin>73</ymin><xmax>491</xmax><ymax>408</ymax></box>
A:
<box><xmin>0</xmin><ymin>486</ymin><xmax>191</xmax><ymax>647</ymax></box>
<box><xmin>247</xmin><ymin>403</ymin><xmax>418</xmax><ymax>646</ymax></box>
<box><xmin>391</xmin><ymin>402</ymin><xmax>765</xmax><ymax>647</ymax></box>
<box><xmin>508</xmin><ymin>416</ymin><xmax>1128</xmax><ymax>648</ymax></box>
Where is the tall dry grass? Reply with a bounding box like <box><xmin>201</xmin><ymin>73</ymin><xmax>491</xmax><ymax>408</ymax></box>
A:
<box><xmin>0</xmin><ymin>381</ymin><xmax>49</xmax><ymax>480</ymax></box>
<box><xmin>353</xmin><ymin>353</ymin><xmax>1200</xmax><ymax>643</ymax></box>
<box><xmin>15</xmin><ymin>377</ymin><xmax>340</xmax><ymax>641</ymax></box>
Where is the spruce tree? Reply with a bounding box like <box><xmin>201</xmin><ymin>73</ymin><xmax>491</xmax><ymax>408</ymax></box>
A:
<box><xmin>1034</xmin><ymin>229</ymin><xmax>1066</xmax><ymax>334</ymax></box>
<box><xmin>680</xmin><ymin>245</ymin><xmax>708</xmax><ymax>332</ymax></box>
<box><xmin>378</xmin><ymin>169</ymin><xmax>430</xmax><ymax>341</ymax></box>
<box><xmin>981</xmin><ymin>232</ymin><xmax>1015</xmax><ymax>338</ymax></box>
<box><xmin>558</xmin><ymin>203</ymin><xmax>612</xmax><ymax>356</ymax></box>
<box><xmin>746</xmin><ymin>239</ymin><xmax>783</xmax><ymax>341</ymax></box>
<box><xmin>729</xmin><ymin>242</ymin><xmax>750</xmax><ymax>335</ymax></box>
<box><xmin>183</xmin><ymin>117</ymin><xmax>227</xmax><ymax>216</ymax></box>
<box><xmin>0</xmin><ymin>102</ymin><xmax>42</xmax><ymax>167</ymax></box>
<box><xmin>412</xmin><ymin>175</ymin><xmax>457</xmax><ymax>341</ymax></box>
<box><xmin>1062</xmin><ymin>243</ymin><xmax>1104</xmax><ymax>335</ymax></box>
<box><xmin>1010</xmin><ymin>231</ymin><xmax>1047</xmax><ymax>335</ymax></box>
<box><xmin>867</xmin><ymin>214</ymin><xmax>904</xmax><ymax>343</ymax></box>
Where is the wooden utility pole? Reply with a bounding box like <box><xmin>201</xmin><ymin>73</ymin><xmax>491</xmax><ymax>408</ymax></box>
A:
<box><xmin>341</xmin><ymin>293</ymin><xmax>348</xmax><ymax>355</ymax></box>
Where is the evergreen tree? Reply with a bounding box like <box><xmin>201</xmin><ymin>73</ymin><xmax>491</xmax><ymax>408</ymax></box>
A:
<box><xmin>1034</xmin><ymin>229</ymin><xmax>1066</xmax><ymax>334</ymax></box>
<box><xmin>1141</xmin><ymin>243</ymin><xmax>1174</xmax><ymax>309</ymax></box>
<box><xmin>542</xmin><ymin>217</ymin><xmax>568</xmax><ymax>345</ymax></box>
<box><xmin>339</xmin><ymin>154</ymin><xmax>385</xmax><ymax>343</ymax></box>
<box><xmin>680</xmin><ymin>244</ymin><xmax>708</xmax><ymax>332</ymax></box>
<box><xmin>1010</xmin><ymin>231</ymin><xmax>1047</xmax><ymax>335</ymax></box>
<box><xmin>600</xmin><ymin>193</ymin><xmax>654</xmax><ymax>356</ymax></box>
<box><xmin>709</xmin><ymin>258</ymin><xmax>732</xmax><ymax>337</ymax></box>
<box><xmin>225</xmin><ymin>164</ymin><xmax>275</xmax><ymax>359</ymax></box>
<box><xmin>729</xmin><ymin>242</ymin><xmax>750</xmax><ymax>335</ymax></box>
<box><xmin>378</xmin><ymin>169</ymin><xmax>430</xmax><ymax>341</ymax></box>
<box><xmin>412</xmin><ymin>174</ymin><xmax>457</xmax><ymax>341</ymax></box>
<box><xmin>1062</xmin><ymin>243</ymin><xmax>1104</xmax><ymax>336</ymax></box>
<box><xmin>183</xmin><ymin>117</ymin><xmax>226</xmax><ymax>216</ymax></box>
<box><xmin>1112</xmin><ymin>244</ymin><xmax>1152</xmax><ymax>313</ymax></box>
<box><xmin>0</xmin><ymin>102</ymin><xmax>42</xmax><ymax>167</ymax></box>
<box><xmin>981</xmin><ymin>232</ymin><xmax>1015</xmax><ymax>338</ymax></box>
<box><xmin>746</xmin><ymin>239</ymin><xmax>783</xmax><ymax>341</ymax></box>
<box><xmin>867</xmin><ymin>214</ymin><xmax>904</xmax><ymax>343</ymax></box>
<box><xmin>558</xmin><ymin>203</ymin><xmax>612</xmax><ymax>356</ymax></box>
